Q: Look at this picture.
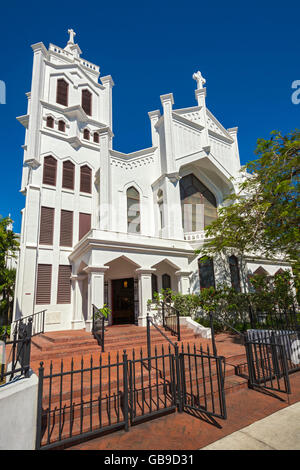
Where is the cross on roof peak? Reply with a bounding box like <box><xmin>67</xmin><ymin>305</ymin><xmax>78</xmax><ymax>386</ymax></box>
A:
<box><xmin>68</xmin><ymin>29</ymin><xmax>76</xmax><ymax>44</ymax></box>
<box><xmin>193</xmin><ymin>71</ymin><xmax>206</xmax><ymax>89</ymax></box>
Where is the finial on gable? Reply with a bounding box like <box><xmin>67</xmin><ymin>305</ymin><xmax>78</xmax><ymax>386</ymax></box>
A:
<box><xmin>193</xmin><ymin>71</ymin><xmax>206</xmax><ymax>90</ymax></box>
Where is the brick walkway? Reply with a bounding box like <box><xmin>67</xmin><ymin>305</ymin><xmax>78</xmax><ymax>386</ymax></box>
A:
<box><xmin>69</xmin><ymin>372</ymin><xmax>300</xmax><ymax>450</ymax></box>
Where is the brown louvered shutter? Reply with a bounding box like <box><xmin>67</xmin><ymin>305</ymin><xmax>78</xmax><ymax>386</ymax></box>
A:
<box><xmin>80</xmin><ymin>165</ymin><xmax>92</xmax><ymax>193</ymax></box>
<box><xmin>43</xmin><ymin>156</ymin><xmax>57</xmax><ymax>186</ymax></box>
<box><xmin>57</xmin><ymin>265</ymin><xmax>72</xmax><ymax>304</ymax></box>
<box><xmin>82</xmin><ymin>89</ymin><xmax>92</xmax><ymax>115</ymax></box>
<box><xmin>56</xmin><ymin>79</ymin><xmax>69</xmax><ymax>106</ymax></box>
<box><xmin>39</xmin><ymin>207</ymin><xmax>54</xmax><ymax>245</ymax></box>
<box><xmin>79</xmin><ymin>213</ymin><xmax>91</xmax><ymax>240</ymax></box>
<box><xmin>62</xmin><ymin>161</ymin><xmax>75</xmax><ymax>190</ymax></box>
<box><xmin>60</xmin><ymin>210</ymin><xmax>73</xmax><ymax>247</ymax></box>
<box><xmin>36</xmin><ymin>264</ymin><xmax>52</xmax><ymax>305</ymax></box>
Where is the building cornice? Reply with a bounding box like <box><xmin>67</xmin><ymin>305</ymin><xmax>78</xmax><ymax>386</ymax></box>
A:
<box><xmin>69</xmin><ymin>230</ymin><xmax>195</xmax><ymax>262</ymax></box>
<box><xmin>109</xmin><ymin>146</ymin><xmax>156</xmax><ymax>161</ymax></box>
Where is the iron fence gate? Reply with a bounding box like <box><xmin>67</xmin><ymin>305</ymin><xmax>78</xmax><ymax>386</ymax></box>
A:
<box><xmin>36</xmin><ymin>344</ymin><xmax>227</xmax><ymax>449</ymax></box>
<box><xmin>129</xmin><ymin>346</ymin><xmax>177</xmax><ymax>424</ymax></box>
<box><xmin>245</xmin><ymin>334</ymin><xmax>292</xmax><ymax>394</ymax></box>
<box><xmin>179</xmin><ymin>344</ymin><xmax>227</xmax><ymax>420</ymax></box>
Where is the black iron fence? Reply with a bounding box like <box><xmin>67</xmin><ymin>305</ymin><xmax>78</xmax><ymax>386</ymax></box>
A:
<box><xmin>245</xmin><ymin>333</ymin><xmax>291</xmax><ymax>394</ymax></box>
<box><xmin>162</xmin><ymin>301</ymin><xmax>181</xmax><ymax>341</ymax></box>
<box><xmin>92</xmin><ymin>304</ymin><xmax>105</xmax><ymax>352</ymax></box>
<box><xmin>36</xmin><ymin>351</ymin><xmax>129</xmax><ymax>450</ymax></box>
<box><xmin>248</xmin><ymin>304</ymin><xmax>300</xmax><ymax>332</ymax></box>
<box><xmin>36</xmin><ymin>342</ymin><xmax>227</xmax><ymax>449</ymax></box>
<box><xmin>1</xmin><ymin>319</ymin><xmax>32</xmax><ymax>383</ymax></box>
<box><xmin>208</xmin><ymin>310</ymin><xmax>300</xmax><ymax>396</ymax></box>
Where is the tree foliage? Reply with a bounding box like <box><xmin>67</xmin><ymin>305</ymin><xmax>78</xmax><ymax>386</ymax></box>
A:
<box><xmin>197</xmin><ymin>130</ymin><xmax>300</xmax><ymax>272</ymax></box>
<box><xmin>0</xmin><ymin>216</ymin><xmax>19</xmax><ymax>322</ymax></box>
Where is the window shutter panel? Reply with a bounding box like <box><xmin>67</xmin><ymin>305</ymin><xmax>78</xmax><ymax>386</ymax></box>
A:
<box><xmin>36</xmin><ymin>264</ymin><xmax>52</xmax><ymax>305</ymax></box>
<box><xmin>80</xmin><ymin>166</ymin><xmax>92</xmax><ymax>193</ymax></box>
<box><xmin>83</xmin><ymin>129</ymin><xmax>90</xmax><ymax>140</ymax></box>
<box><xmin>58</xmin><ymin>120</ymin><xmax>66</xmax><ymax>132</ymax></box>
<box><xmin>60</xmin><ymin>210</ymin><xmax>73</xmax><ymax>247</ymax></box>
<box><xmin>62</xmin><ymin>161</ymin><xmax>75</xmax><ymax>190</ymax></box>
<box><xmin>39</xmin><ymin>207</ymin><xmax>54</xmax><ymax>245</ymax></box>
<box><xmin>57</xmin><ymin>265</ymin><xmax>72</xmax><ymax>304</ymax></box>
<box><xmin>79</xmin><ymin>213</ymin><xmax>91</xmax><ymax>240</ymax></box>
<box><xmin>46</xmin><ymin>116</ymin><xmax>54</xmax><ymax>128</ymax></box>
<box><xmin>82</xmin><ymin>89</ymin><xmax>92</xmax><ymax>115</ymax></box>
<box><xmin>56</xmin><ymin>79</ymin><xmax>68</xmax><ymax>106</ymax></box>
<box><xmin>43</xmin><ymin>156</ymin><xmax>57</xmax><ymax>186</ymax></box>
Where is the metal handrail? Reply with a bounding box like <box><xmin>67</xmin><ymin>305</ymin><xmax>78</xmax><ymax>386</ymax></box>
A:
<box><xmin>11</xmin><ymin>310</ymin><xmax>46</xmax><ymax>338</ymax></box>
<box><xmin>161</xmin><ymin>301</ymin><xmax>181</xmax><ymax>341</ymax></box>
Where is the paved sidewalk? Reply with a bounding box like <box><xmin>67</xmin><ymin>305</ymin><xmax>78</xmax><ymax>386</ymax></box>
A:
<box><xmin>201</xmin><ymin>402</ymin><xmax>300</xmax><ymax>450</ymax></box>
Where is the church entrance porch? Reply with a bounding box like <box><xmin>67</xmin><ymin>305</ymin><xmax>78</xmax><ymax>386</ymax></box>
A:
<box><xmin>112</xmin><ymin>278</ymin><xmax>135</xmax><ymax>325</ymax></box>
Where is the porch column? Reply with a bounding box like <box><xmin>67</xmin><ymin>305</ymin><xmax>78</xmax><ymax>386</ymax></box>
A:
<box><xmin>175</xmin><ymin>271</ymin><xmax>192</xmax><ymax>294</ymax></box>
<box><xmin>84</xmin><ymin>266</ymin><xmax>109</xmax><ymax>332</ymax></box>
<box><xmin>70</xmin><ymin>274</ymin><xmax>85</xmax><ymax>330</ymax></box>
<box><xmin>136</xmin><ymin>268</ymin><xmax>156</xmax><ymax>327</ymax></box>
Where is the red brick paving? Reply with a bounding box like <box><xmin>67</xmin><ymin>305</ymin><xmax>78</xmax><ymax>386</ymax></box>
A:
<box><xmin>69</xmin><ymin>372</ymin><xmax>300</xmax><ymax>450</ymax></box>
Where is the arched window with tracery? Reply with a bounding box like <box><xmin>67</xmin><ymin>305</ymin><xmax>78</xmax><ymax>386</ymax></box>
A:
<box><xmin>127</xmin><ymin>186</ymin><xmax>140</xmax><ymax>233</ymax></box>
<box><xmin>180</xmin><ymin>174</ymin><xmax>217</xmax><ymax>232</ymax></box>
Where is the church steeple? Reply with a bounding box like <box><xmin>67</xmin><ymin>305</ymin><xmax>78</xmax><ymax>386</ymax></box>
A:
<box><xmin>64</xmin><ymin>28</ymin><xmax>82</xmax><ymax>58</ymax></box>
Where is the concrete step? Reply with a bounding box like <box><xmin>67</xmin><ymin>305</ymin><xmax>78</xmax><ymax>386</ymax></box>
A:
<box><xmin>31</xmin><ymin>326</ymin><xmax>201</xmax><ymax>362</ymax></box>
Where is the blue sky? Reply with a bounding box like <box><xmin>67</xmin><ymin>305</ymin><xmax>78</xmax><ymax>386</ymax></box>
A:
<box><xmin>0</xmin><ymin>0</ymin><xmax>299</xmax><ymax>232</ymax></box>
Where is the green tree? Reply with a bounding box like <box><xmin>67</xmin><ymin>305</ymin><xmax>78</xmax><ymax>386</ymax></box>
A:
<box><xmin>197</xmin><ymin>130</ymin><xmax>300</xmax><ymax>279</ymax></box>
<box><xmin>0</xmin><ymin>216</ymin><xmax>19</xmax><ymax>323</ymax></box>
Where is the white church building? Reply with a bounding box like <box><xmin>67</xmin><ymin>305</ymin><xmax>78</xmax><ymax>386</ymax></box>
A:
<box><xmin>13</xmin><ymin>30</ymin><xmax>291</xmax><ymax>332</ymax></box>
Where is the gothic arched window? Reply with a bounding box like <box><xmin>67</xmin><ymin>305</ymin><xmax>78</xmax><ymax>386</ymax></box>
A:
<box><xmin>83</xmin><ymin>129</ymin><xmax>90</xmax><ymax>140</ymax></box>
<box><xmin>62</xmin><ymin>160</ymin><xmax>75</xmax><ymax>190</ymax></box>
<box><xmin>58</xmin><ymin>120</ymin><xmax>66</xmax><ymax>132</ymax></box>
<box><xmin>93</xmin><ymin>132</ymin><xmax>99</xmax><ymax>143</ymax></box>
<box><xmin>56</xmin><ymin>79</ymin><xmax>69</xmax><ymax>106</ymax></box>
<box><xmin>43</xmin><ymin>155</ymin><xmax>57</xmax><ymax>186</ymax></box>
<box><xmin>180</xmin><ymin>174</ymin><xmax>217</xmax><ymax>232</ymax></box>
<box><xmin>80</xmin><ymin>165</ymin><xmax>92</xmax><ymax>193</ymax></box>
<box><xmin>46</xmin><ymin>116</ymin><xmax>54</xmax><ymax>128</ymax></box>
<box><xmin>151</xmin><ymin>273</ymin><xmax>158</xmax><ymax>300</ymax></box>
<box><xmin>198</xmin><ymin>257</ymin><xmax>215</xmax><ymax>289</ymax></box>
<box><xmin>162</xmin><ymin>273</ymin><xmax>171</xmax><ymax>290</ymax></box>
<box><xmin>127</xmin><ymin>187</ymin><xmax>140</xmax><ymax>233</ymax></box>
<box><xmin>229</xmin><ymin>255</ymin><xmax>241</xmax><ymax>292</ymax></box>
<box><xmin>82</xmin><ymin>89</ymin><xmax>92</xmax><ymax>116</ymax></box>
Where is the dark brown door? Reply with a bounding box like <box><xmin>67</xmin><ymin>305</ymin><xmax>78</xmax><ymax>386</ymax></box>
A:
<box><xmin>112</xmin><ymin>278</ymin><xmax>135</xmax><ymax>325</ymax></box>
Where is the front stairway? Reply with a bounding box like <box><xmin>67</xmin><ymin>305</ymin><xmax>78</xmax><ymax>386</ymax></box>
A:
<box><xmin>31</xmin><ymin>325</ymin><xmax>248</xmax><ymax>396</ymax></box>
<box><xmin>31</xmin><ymin>324</ymin><xmax>200</xmax><ymax>362</ymax></box>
